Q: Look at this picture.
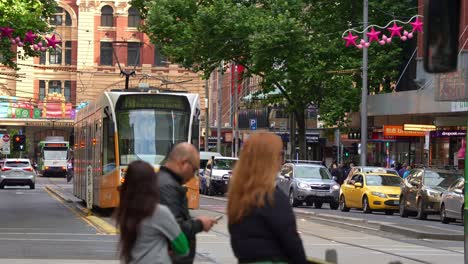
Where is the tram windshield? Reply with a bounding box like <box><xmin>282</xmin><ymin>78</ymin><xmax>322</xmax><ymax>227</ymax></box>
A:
<box><xmin>116</xmin><ymin>95</ymin><xmax>191</xmax><ymax>165</ymax></box>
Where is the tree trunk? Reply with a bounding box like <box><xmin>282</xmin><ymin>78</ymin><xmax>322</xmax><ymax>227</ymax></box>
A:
<box><xmin>295</xmin><ymin>109</ymin><xmax>307</xmax><ymax>160</ymax></box>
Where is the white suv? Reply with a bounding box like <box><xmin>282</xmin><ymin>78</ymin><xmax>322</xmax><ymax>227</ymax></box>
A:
<box><xmin>0</xmin><ymin>159</ymin><xmax>36</xmax><ymax>189</ymax></box>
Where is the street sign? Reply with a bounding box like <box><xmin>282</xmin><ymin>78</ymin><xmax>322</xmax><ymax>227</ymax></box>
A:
<box><xmin>2</xmin><ymin>144</ymin><xmax>10</xmax><ymax>155</ymax></box>
<box><xmin>249</xmin><ymin>118</ymin><xmax>257</xmax><ymax>130</ymax></box>
<box><xmin>2</xmin><ymin>134</ymin><xmax>9</xmax><ymax>142</ymax></box>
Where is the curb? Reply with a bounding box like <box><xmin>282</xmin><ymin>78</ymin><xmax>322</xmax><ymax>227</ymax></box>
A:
<box><xmin>45</xmin><ymin>185</ymin><xmax>118</xmax><ymax>235</ymax></box>
<box><xmin>201</xmin><ymin>195</ymin><xmax>463</xmax><ymax>241</ymax></box>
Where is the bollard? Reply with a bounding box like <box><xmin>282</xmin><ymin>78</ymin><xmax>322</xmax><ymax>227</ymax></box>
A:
<box><xmin>325</xmin><ymin>249</ymin><xmax>338</xmax><ymax>264</ymax></box>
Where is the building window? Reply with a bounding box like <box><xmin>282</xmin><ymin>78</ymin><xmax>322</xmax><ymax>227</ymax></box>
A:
<box><xmin>49</xmin><ymin>47</ymin><xmax>62</xmax><ymax>64</ymax></box>
<box><xmin>127</xmin><ymin>42</ymin><xmax>140</xmax><ymax>66</ymax></box>
<box><xmin>128</xmin><ymin>7</ymin><xmax>140</xmax><ymax>28</ymax></box>
<box><xmin>65</xmin><ymin>10</ymin><xmax>72</xmax><ymax>26</ymax></box>
<box><xmin>40</xmin><ymin>51</ymin><xmax>46</xmax><ymax>65</ymax></box>
<box><xmin>64</xmin><ymin>81</ymin><xmax>71</xmax><ymax>102</ymax></box>
<box><xmin>100</xmin><ymin>42</ymin><xmax>113</xmax><ymax>65</ymax></box>
<box><xmin>65</xmin><ymin>41</ymin><xmax>72</xmax><ymax>65</ymax></box>
<box><xmin>101</xmin><ymin>5</ymin><xmax>114</xmax><ymax>27</ymax></box>
<box><xmin>154</xmin><ymin>44</ymin><xmax>167</xmax><ymax>67</ymax></box>
<box><xmin>39</xmin><ymin>80</ymin><xmax>45</xmax><ymax>100</ymax></box>
<box><xmin>49</xmin><ymin>80</ymin><xmax>62</xmax><ymax>94</ymax></box>
<box><xmin>51</xmin><ymin>7</ymin><xmax>72</xmax><ymax>26</ymax></box>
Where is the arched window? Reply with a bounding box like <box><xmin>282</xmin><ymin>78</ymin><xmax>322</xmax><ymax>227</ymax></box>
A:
<box><xmin>128</xmin><ymin>7</ymin><xmax>140</xmax><ymax>28</ymax></box>
<box><xmin>51</xmin><ymin>7</ymin><xmax>72</xmax><ymax>26</ymax></box>
<box><xmin>101</xmin><ymin>5</ymin><xmax>114</xmax><ymax>27</ymax></box>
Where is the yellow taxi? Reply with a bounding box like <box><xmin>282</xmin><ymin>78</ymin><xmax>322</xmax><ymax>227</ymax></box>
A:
<box><xmin>339</xmin><ymin>172</ymin><xmax>402</xmax><ymax>215</ymax></box>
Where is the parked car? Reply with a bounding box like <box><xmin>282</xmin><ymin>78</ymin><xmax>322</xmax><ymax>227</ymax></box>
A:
<box><xmin>199</xmin><ymin>151</ymin><xmax>222</xmax><ymax>176</ymax></box>
<box><xmin>440</xmin><ymin>177</ymin><xmax>464</xmax><ymax>224</ymax></box>
<box><xmin>201</xmin><ymin>156</ymin><xmax>238</xmax><ymax>196</ymax></box>
<box><xmin>399</xmin><ymin>169</ymin><xmax>462</xmax><ymax>219</ymax></box>
<box><xmin>346</xmin><ymin>166</ymin><xmax>399</xmax><ymax>178</ymax></box>
<box><xmin>277</xmin><ymin>162</ymin><xmax>340</xmax><ymax>209</ymax></box>
<box><xmin>0</xmin><ymin>159</ymin><xmax>36</xmax><ymax>189</ymax></box>
<box><xmin>339</xmin><ymin>172</ymin><xmax>402</xmax><ymax>214</ymax></box>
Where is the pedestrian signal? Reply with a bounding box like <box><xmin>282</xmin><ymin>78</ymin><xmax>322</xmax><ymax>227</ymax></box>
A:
<box><xmin>12</xmin><ymin>135</ymin><xmax>26</xmax><ymax>151</ymax></box>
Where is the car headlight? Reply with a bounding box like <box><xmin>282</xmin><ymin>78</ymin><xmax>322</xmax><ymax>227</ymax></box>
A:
<box><xmin>426</xmin><ymin>190</ymin><xmax>440</xmax><ymax>197</ymax></box>
<box><xmin>211</xmin><ymin>175</ymin><xmax>222</xmax><ymax>180</ymax></box>
<box><xmin>331</xmin><ymin>184</ymin><xmax>340</xmax><ymax>191</ymax></box>
<box><xmin>371</xmin><ymin>191</ymin><xmax>387</xmax><ymax>198</ymax></box>
<box><xmin>297</xmin><ymin>182</ymin><xmax>310</xmax><ymax>189</ymax></box>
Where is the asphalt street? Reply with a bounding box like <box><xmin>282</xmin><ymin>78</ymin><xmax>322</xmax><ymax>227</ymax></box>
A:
<box><xmin>0</xmin><ymin>177</ymin><xmax>118</xmax><ymax>264</ymax></box>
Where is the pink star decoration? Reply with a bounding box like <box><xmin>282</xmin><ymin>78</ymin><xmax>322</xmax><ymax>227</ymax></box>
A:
<box><xmin>343</xmin><ymin>31</ymin><xmax>358</xmax><ymax>47</ymax></box>
<box><xmin>410</xmin><ymin>17</ymin><xmax>423</xmax><ymax>33</ymax></box>
<box><xmin>24</xmin><ymin>31</ymin><xmax>37</xmax><ymax>44</ymax></box>
<box><xmin>0</xmin><ymin>27</ymin><xmax>14</xmax><ymax>38</ymax></box>
<box><xmin>366</xmin><ymin>27</ymin><xmax>381</xmax><ymax>43</ymax></box>
<box><xmin>46</xmin><ymin>34</ymin><xmax>61</xmax><ymax>49</ymax></box>
<box><xmin>388</xmin><ymin>22</ymin><xmax>403</xmax><ymax>38</ymax></box>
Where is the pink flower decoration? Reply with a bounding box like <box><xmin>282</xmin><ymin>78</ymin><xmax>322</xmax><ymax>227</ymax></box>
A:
<box><xmin>388</xmin><ymin>22</ymin><xmax>403</xmax><ymax>38</ymax></box>
<box><xmin>410</xmin><ymin>17</ymin><xmax>423</xmax><ymax>33</ymax></box>
<box><xmin>46</xmin><ymin>34</ymin><xmax>61</xmax><ymax>49</ymax></box>
<box><xmin>24</xmin><ymin>31</ymin><xmax>37</xmax><ymax>44</ymax></box>
<box><xmin>40</xmin><ymin>47</ymin><xmax>47</xmax><ymax>52</ymax></box>
<box><xmin>366</xmin><ymin>27</ymin><xmax>381</xmax><ymax>43</ymax></box>
<box><xmin>364</xmin><ymin>42</ymin><xmax>370</xmax><ymax>48</ymax></box>
<box><xmin>37</xmin><ymin>42</ymin><xmax>43</xmax><ymax>47</ymax></box>
<box><xmin>357</xmin><ymin>44</ymin><xmax>363</xmax><ymax>49</ymax></box>
<box><xmin>401</xmin><ymin>36</ymin><xmax>407</xmax><ymax>41</ymax></box>
<box><xmin>408</xmin><ymin>32</ymin><xmax>414</xmax><ymax>39</ymax></box>
<box><xmin>17</xmin><ymin>41</ymin><xmax>24</xmax><ymax>47</ymax></box>
<box><xmin>379</xmin><ymin>40</ymin><xmax>386</xmax><ymax>45</ymax></box>
<box><xmin>386</xmin><ymin>37</ymin><xmax>392</xmax><ymax>44</ymax></box>
<box><xmin>343</xmin><ymin>31</ymin><xmax>358</xmax><ymax>47</ymax></box>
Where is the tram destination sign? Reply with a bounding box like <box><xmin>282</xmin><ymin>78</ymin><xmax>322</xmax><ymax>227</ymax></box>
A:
<box><xmin>117</xmin><ymin>95</ymin><xmax>189</xmax><ymax>111</ymax></box>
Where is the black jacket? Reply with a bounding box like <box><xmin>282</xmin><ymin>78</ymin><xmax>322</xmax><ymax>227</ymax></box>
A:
<box><xmin>228</xmin><ymin>187</ymin><xmax>308</xmax><ymax>264</ymax></box>
<box><xmin>158</xmin><ymin>166</ymin><xmax>203</xmax><ymax>264</ymax></box>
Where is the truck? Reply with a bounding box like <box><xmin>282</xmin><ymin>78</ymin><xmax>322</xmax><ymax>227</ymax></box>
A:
<box><xmin>38</xmin><ymin>136</ymin><xmax>69</xmax><ymax>177</ymax></box>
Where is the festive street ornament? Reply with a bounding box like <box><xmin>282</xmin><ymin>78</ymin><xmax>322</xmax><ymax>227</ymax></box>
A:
<box><xmin>343</xmin><ymin>31</ymin><xmax>358</xmax><ymax>47</ymax></box>
<box><xmin>342</xmin><ymin>15</ymin><xmax>422</xmax><ymax>49</ymax></box>
<box><xmin>410</xmin><ymin>17</ymin><xmax>423</xmax><ymax>32</ymax></box>
<box><xmin>366</xmin><ymin>27</ymin><xmax>381</xmax><ymax>43</ymax></box>
<box><xmin>24</xmin><ymin>31</ymin><xmax>37</xmax><ymax>44</ymax></box>
<box><xmin>0</xmin><ymin>27</ymin><xmax>14</xmax><ymax>38</ymax></box>
<box><xmin>46</xmin><ymin>34</ymin><xmax>60</xmax><ymax>49</ymax></box>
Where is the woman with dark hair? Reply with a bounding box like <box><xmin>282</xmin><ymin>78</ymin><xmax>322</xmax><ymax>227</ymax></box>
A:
<box><xmin>227</xmin><ymin>132</ymin><xmax>308</xmax><ymax>264</ymax></box>
<box><xmin>115</xmin><ymin>160</ymin><xmax>189</xmax><ymax>264</ymax></box>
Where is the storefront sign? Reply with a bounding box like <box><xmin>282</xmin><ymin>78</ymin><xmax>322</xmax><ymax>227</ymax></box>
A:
<box><xmin>383</xmin><ymin>125</ymin><xmax>426</xmax><ymax>137</ymax></box>
<box><xmin>431</xmin><ymin>130</ymin><xmax>466</xmax><ymax>137</ymax></box>
<box><xmin>371</xmin><ymin>132</ymin><xmax>396</xmax><ymax>141</ymax></box>
<box><xmin>451</xmin><ymin>102</ymin><xmax>468</xmax><ymax>112</ymax></box>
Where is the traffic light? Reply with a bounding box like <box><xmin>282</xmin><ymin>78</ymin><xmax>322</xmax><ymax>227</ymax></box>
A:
<box><xmin>12</xmin><ymin>135</ymin><xmax>26</xmax><ymax>151</ymax></box>
<box><xmin>344</xmin><ymin>149</ymin><xmax>350</xmax><ymax>157</ymax></box>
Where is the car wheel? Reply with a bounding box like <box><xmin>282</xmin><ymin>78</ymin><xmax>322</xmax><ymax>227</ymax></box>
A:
<box><xmin>29</xmin><ymin>184</ymin><xmax>35</xmax><ymax>190</ymax></box>
<box><xmin>440</xmin><ymin>204</ymin><xmax>451</xmax><ymax>224</ymax></box>
<box><xmin>289</xmin><ymin>190</ymin><xmax>299</xmax><ymax>207</ymax></box>
<box><xmin>416</xmin><ymin>198</ymin><xmax>427</xmax><ymax>220</ymax></box>
<box><xmin>314</xmin><ymin>201</ymin><xmax>323</xmax><ymax>209</ymax></box>
<box><xmin>339</xmin><ymin>195</ymin><xmax>350</xmax><ymax>212</ymax></box>
<box><xmin>399</xmin><ymin>196</ymin><xmax>409</xmax><ymax>217</ymax></box>
<box><xmin>306</xmin><ymin>201</ymin><xmax>313</xmax><ymax>207</ymax></box>
<box><xmin>330</xmin><ymin>201</ymin><xmax>339</xmax><ymax>210</ymax></box>
<box><xmin>384</xmin><ymin>210</ymin><xmax>394</xmax><ymax>215</ymax></box>
<box><xmin>0</xmin><ymin>184</ymin><xmax>4</xmax><ymax>189</ymax></box>
<box><xmin>362</xmin><ymin>196</ymin><xmax>372</xmax><ymax>214</ymax></box>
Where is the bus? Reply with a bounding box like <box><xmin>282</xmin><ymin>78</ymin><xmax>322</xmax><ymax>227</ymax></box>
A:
<box><xmin>38</xmin><ymin>136</ymin><xmax>69</xmax><ymax>177</ymax></box>
<box><xmin>73</xmin><ymin>90</ymin><xmax>200</xmax><ymax>209</ymax></box>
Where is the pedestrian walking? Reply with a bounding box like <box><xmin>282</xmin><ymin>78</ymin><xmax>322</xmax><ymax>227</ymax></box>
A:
<box><xmin>227</xmin><ymin>132</ymin><xmax>309</xmax><ymax>264</ymax></box>
<box><xmin>159</xmin><ymin>143</ymin><xmax>218</xmax><ymax>264</ymax></box>
<box><xmin>115</xmin><ymin>160</ymin><xmax>189</xmax><ymax>264</ymax></box>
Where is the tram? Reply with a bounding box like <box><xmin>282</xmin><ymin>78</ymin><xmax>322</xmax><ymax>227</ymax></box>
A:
<box><xmin>73</xmin><ymin>90</ymin><xmax>200</xmax><ymax>209</ymax></box>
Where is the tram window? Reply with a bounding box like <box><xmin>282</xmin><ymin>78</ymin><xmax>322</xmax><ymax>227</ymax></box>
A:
<box><xmin>102</xmin><ymin>117</ymin><xmax>116</xmax><ymax>174</ymax></box>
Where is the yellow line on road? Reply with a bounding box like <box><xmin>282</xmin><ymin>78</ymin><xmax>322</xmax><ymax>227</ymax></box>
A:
<box><xmin>43</xmin><ymin>187</ymin><xmax>117</xmax><ymax>235</ymax></box>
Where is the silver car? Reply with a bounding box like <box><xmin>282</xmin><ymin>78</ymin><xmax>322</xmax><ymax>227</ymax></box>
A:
<box><xmin>0</xmin><ymin>159</ymin><xmax>36</xmax><ymax>189</ymax></box>
<box><xmin>440</xmin><ymin>177</ymin><xmax>464</xmax><ymax>224</ymax></box>
<box><xmin>278</xmin><ymin>163</ymin><xmax>340</xmax><ymax>209</ymax></box>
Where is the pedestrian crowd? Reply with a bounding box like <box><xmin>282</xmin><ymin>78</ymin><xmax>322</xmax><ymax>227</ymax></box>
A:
<box><xmin>115</xmin><ymin>132</ymin><xmax>312</xmax><ymax>264</ymax></box>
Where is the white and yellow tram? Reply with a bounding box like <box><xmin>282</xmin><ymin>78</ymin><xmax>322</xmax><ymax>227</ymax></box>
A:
<box><xmin>73</xmin><ymin>90</ymin><xmax>200</xmax><ymax>209</ymax></box>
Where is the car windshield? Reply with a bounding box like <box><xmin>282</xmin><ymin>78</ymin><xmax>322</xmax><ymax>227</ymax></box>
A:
<box><xmin>295</xmin><ymin>166</ymin><xmax>331</xmax><ymax>179</ymax></box>
<box><xmin>213</xmin><ymin>159</ymin><xmax>237</xmax><ymax>170</ymax></box>
<box><xmin>5</xmin><ymin>161</ymin><xmax>29</xmax><ymax>168</ymax></box>
<box><xmin>363</xmin><ymin>167</ymin><xmax>399</xmax><ymax>176</ymax></box>
<box><xmin>424</xmin><ymin>171</ymin><xmax>462</xmax><ymax>188</ymax></box>
<box><xmin>365</xmin><ymin>175</ymin><xmax>402</xmax><ymax>186</ymax></box>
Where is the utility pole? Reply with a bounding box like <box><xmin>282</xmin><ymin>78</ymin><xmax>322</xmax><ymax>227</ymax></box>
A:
<box><xmin>360</xmin><ymin>0</ymin><xmax>368</xmax><ymax>166</ymax></box>
<box><xmin>217</xmin><ymin>63</ymin><xmax>223</xmax><ymax>154</ymax></box>
<box><xmin>234</xmin><ymin>66</ymin><xmax>239</xmax><ymax>157</ymax></box>
<box><xmin>204</xmin><ymin>78</ymin><xmax>209</xmax><ymax>151</ymax></box>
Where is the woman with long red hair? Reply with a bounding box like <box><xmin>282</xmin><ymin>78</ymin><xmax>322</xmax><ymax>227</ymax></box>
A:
<box><xmin>227</xmin><ymin>132</ymin><xmax>308</xmax><ymax>264</ymax></box>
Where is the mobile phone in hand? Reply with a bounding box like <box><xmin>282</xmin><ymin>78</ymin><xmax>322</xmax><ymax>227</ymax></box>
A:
<box><xmin>215</xmin><ymin>215</ymin><xmax>223</xmax><ymax>221</ymax></box>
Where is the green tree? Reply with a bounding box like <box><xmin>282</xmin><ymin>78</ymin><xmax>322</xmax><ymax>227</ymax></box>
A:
<box><xmin>0</xmin><ymin>0</ymin><xmax>57</xmax><ymax>69</ymax></box>
<box><xmin>132</xmin><ymin>0</ymin><xmax>416</xmax><ymax>158</ymax></box>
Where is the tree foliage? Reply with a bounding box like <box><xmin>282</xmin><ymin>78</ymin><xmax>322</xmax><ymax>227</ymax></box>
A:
<box><xmin>132</xmin><ymin>0</ymin><xmax>417</xmax><ymax>156</ymax></box>
<box><xmin>0</xmin><ymin>0</ymin><xmax>57</xmax><ymax>69</ymax></box>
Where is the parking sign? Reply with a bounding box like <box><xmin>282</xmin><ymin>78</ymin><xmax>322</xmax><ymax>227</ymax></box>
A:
<box><xmin>250</xmin><ymin>119</ymin><xmax>257</xmax><ymax>130</ymax></box>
